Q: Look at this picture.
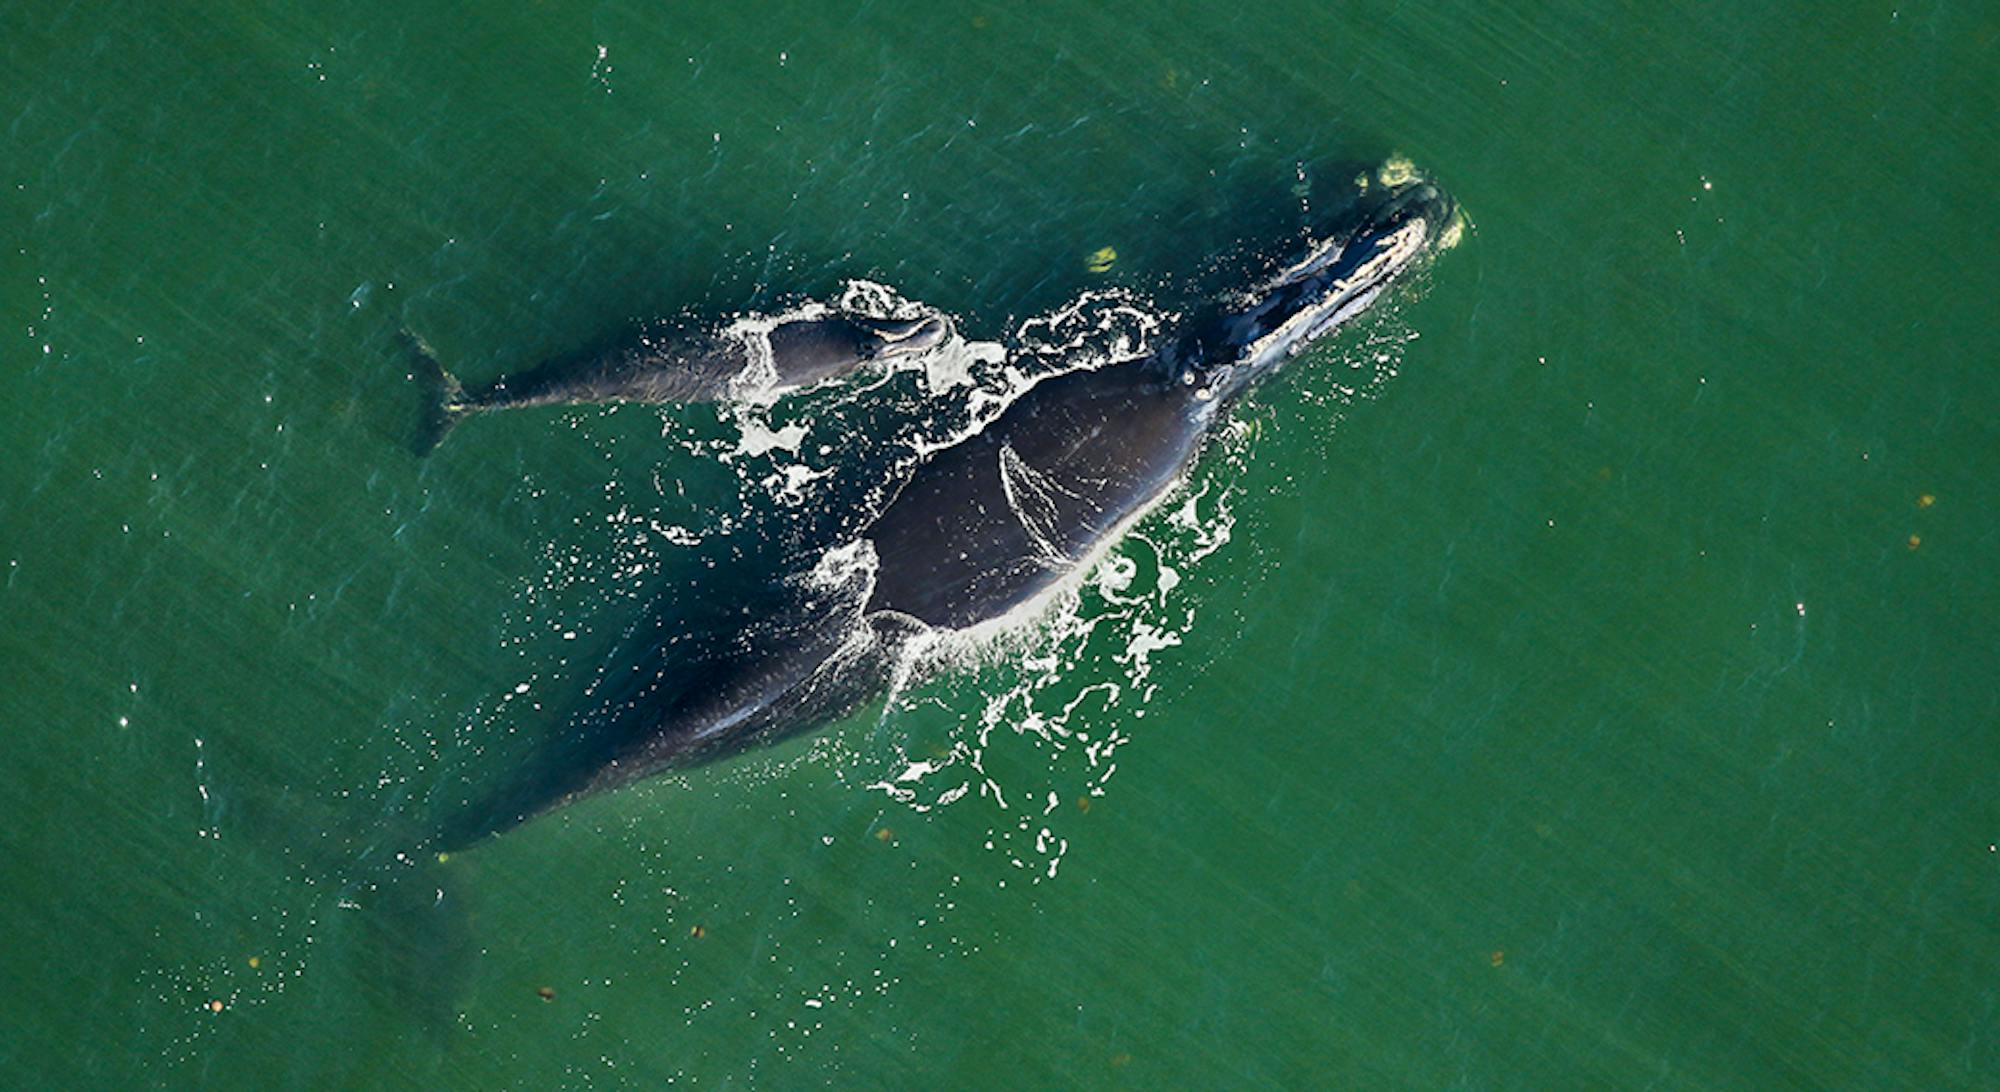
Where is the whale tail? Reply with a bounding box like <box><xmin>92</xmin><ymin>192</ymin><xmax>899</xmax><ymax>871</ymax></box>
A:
<box><xmin>329</xmin><ymin>848</ymin><xmax>481</xmax><ymax>1042</ymax></box>
<box><xmin>403</xmin><ymin>329</ymin><xmax>474</xmax><ymax>455</ymax></box>
<box><xmin>206</xmin><ymin>776</ymin><xmax>482</xmax><ymax>1044</ymax></box>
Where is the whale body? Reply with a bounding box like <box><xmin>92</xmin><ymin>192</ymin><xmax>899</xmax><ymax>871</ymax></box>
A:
<box><xmin>411</xmin><ymin>309</ymin><xmax>950</xmax><ymax>452</ymax></box>
<box><xmin>442</xmin><ymin>178</ymin><xmax>1458</xmax><ymax>844</ymax></box>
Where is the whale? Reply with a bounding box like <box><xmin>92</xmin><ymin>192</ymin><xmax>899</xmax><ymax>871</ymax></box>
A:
<box><xmin>410</xmin><ymin>307</ymin><xmax>951</xmax><ymax>452</ymax></box>
<box><xmin>441</xmin><ymin>178</ymin><xmax>1458</xmax><ymax>845</ymax></box>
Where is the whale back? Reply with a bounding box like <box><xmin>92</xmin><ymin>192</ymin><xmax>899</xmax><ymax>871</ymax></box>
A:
<box><xmin>763</xmin><ymin>314</ymin><xmax>943</xmax><ymax>390</ymax></box>
<box><xmin>756</xmin><ymin>316</ymin><xmax>873</xmax><ymax>389</ymax></box>
<box><xmin>864</xmin><ymin>361</ymin><xmax>1203</xmax><ymax>630</ymax></box>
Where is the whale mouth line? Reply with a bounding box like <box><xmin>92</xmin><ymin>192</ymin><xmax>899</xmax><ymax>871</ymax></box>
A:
<box><xmin>1255</xmin><ymin>217</ymin><xmax>1432</xmax><ymax>357</ymax></box>
<box><xmin>1196</xmin><ymin>182</ymin><xmax>1452</xmax><ymax>401</ymax></box>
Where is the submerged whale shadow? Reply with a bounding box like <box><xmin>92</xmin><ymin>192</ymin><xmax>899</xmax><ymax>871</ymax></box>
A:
<box><xmin>426</xmin><ymin>517</ymin><xmax>899</xmax><ymax>850</ymax></box>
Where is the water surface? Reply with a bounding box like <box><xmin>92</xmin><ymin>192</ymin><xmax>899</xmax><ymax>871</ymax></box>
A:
<box><xmin>3</xmin><ymin>1</ymin><xmax>1995</xmax><ymax>1086</ymax></box>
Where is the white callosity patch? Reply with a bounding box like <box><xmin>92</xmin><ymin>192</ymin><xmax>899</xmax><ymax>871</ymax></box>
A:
<box><xmin>1237</xmin><ymin>219</ymin><xmax>1431</xmax><ymax>380</ymax></box>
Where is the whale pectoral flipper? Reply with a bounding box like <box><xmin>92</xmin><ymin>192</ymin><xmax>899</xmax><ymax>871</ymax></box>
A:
<box><xmin>402</xmin><ymin>329</ymin><xmax>475</xmax><ymax>456</ymax></box>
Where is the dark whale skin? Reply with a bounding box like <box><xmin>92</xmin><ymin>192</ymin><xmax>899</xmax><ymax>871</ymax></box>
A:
<box><xmin>865</xmin><ymin>361</ymin><xmax>1204</xmax><ymax>630</ymax></box>
<box><xmin>410</xmin><ymin>312</ymin><xmax>949</xmax><ymax>453</ymax></box>
<box><xmin>454</xmin><ymin>313</ymin><xmax>948</xmax><ymax>411</ymax></box>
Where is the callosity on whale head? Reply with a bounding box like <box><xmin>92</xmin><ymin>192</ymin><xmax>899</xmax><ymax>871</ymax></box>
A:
<box><xmin>1187</xmin><ymin>175</ymin><xmax>1459</xmax><ymax>403</ymax></box>
<box><xmin>855</xmin><ymin>312</ymin><xmax>954</xmax><ymax>360</ymax></box>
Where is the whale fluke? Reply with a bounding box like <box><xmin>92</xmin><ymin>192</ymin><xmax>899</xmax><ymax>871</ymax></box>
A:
<box><xmin>403</xmin><ymin>329</ymin><xmax>473</xmax><ymax>456</ymax></box>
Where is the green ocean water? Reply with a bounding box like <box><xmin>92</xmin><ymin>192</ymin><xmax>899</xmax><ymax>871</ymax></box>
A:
<box><xmin>4</xmin><ymin>1</ymin><xmax>1997</xmax><ymax>1086</ymax></box>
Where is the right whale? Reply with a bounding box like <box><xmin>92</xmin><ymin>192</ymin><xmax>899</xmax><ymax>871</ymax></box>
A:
<box><xmin>410</xmin><ymin>306</ymin><xmax>951</xmax><ymax>452</ymax></box>
<box><xmin>446</xmin><ymin>176</ymin><xmax>1460</xmax><ymax>845</ymax></box>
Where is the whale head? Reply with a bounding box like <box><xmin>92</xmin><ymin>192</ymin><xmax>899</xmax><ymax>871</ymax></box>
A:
<box><xmin>1190</xmin><ymin>177</ymin><xmax>1457</xmax><ymax>401</ymax></box>
<box><xmin>855</xmin><ymin>313</ymin><xmax>954</xmax><ymax>361</ymax></box>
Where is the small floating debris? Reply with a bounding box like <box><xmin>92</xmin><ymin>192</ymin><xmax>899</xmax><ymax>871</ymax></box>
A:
<box><xmin>1490</xmin><ymin>950</ymin><xmax>1506</xmax><ymax>967</ymax></box>
<box><xmin>1084</xmin><ymin>246</ymin><xmax>1117</xmax><ymax>274</ymax></box>
<box><xmin>874</xmin><ymin>827</ymin><xmax>895</xmax><ymax>842</ymax></box>
<box><xmin>537</xmin><ymin>986</ymin><xmax>555</xmax><ymax>1002</ymax></box>
<box><xmin>1907</xmin><ymin>534</ymin><xmax>1922</xmax><ymax>550</ymax></box>
<box><xmin>1918</xmin><ymin>493</ymin><xmax>1936</xmax><ymax>508</ymax></box>
<box><xmin>689</xmin><ymin>924</ymin><xmax>706</xmax><ymax>939</ymax></box>
<box><xmin>206</xmin><ymin>999</ymin><xmax>224</xmax><ymax>1013</ymax></box>
<box><xmin>247</xmin><ymin>956</ymin><xmax>260</xmax><ymax>969</ymax></box>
